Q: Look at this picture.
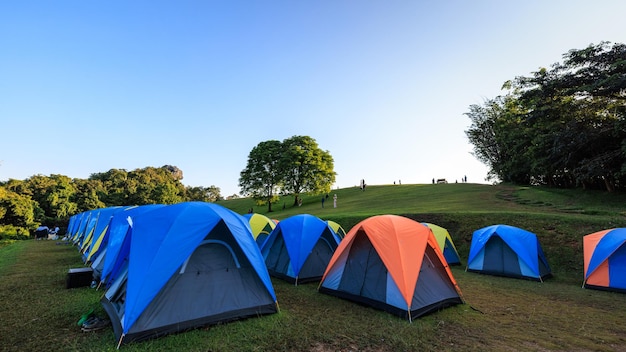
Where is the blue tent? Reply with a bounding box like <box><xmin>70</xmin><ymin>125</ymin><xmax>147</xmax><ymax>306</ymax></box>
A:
<box><xmin>101</xmin><ymin>202</ymin><xmax>277</xmax><ymax>345</ymax></box>
<box><xmin>83</xmin><ymin>206</ymin><xmax>126</xmax><ymax>264</ymax></box>
<box><xmin>467</xmin><ymin>224</ymin><xmax>551</xmax><ymax>281</ymax></box>
<box><xmin>261</xmin><ymin>214</ymin><xmax>340</xmax><ymax>284</ymax></box>
<box><xmin>98</xmin><ymin>204</ymin><xmax>165</xmax><ymax>286</ymax></box>
<box><xmin>73</xmin><ymin>209</ymin><xmax>98</xmax><ymax>246</ymax></box>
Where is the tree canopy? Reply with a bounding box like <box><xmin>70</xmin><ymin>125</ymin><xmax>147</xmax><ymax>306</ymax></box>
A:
<box><xmin>0</xmin><ymin>165</ymin><xmax>222</xmax><ymax>238</ymax></box>
<box><xmin>466</xmin><ymin>42</ymin><xmax>626</xmax><ymax>191</ymax></box>
<box><xmin>239</xmin><ymin>136</ymin><xmax>336</xmax><ymax>211</ymax></box>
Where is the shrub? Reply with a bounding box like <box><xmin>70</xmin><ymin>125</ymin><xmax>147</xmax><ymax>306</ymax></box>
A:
<box><xmin>0</xmin><ymin>225</ymin><xmax>30</xmax><ymax>241</ymax></box>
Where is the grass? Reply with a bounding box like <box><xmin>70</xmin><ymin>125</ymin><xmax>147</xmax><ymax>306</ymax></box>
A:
<box><xmin>2</xmin><ymin>183</ymin><xmax>626</xmax><ymax>351</ymax></box>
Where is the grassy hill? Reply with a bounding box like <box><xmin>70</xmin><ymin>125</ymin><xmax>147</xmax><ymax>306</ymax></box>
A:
<box><xmin>1</xmin><ymin>183</ymin><xmax>626</xmax><ymax>351</ymax></box>
<box><xmin>220</xmin><ymin>183</ymin><xmax>626</xmax><ymax>283</ymax></box>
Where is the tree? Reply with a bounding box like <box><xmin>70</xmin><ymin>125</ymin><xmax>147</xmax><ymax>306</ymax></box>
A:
<box><xmin>72</xmin><ymin>178</ymin><xmax>106</xmax><ymax>213</ymax></box>
<box><xmin>0</xmin><ymin>186</ymin><xmax>38</xmax><ymax>230</ymax></box>
<box><xmin>281</xmin><ymin>136</ymin><xmax>336</xmax><ymax>206</ymax></box>
<box><xmin>89</xmin><ymin>169</ymin><xmax>130</xmax><ymax>205</ymax></box>
<box><xmin>239</xmin><ymin>140</ymin><xmax>284</xmax><ymax>212</ymax></box>
<box><xmin>466</xmin><ymin>42</ymin><xmax>626</xmax><ymax>191</ymax></box>
<box><xmin>185</xmin><ymin>185</ymin><xmax>222</xmax><ymax>202</ymax></box>
<box><xmin>126</xmin><ymin>166</ymin><xmax>185</xmax><ymax>205</ymax></box>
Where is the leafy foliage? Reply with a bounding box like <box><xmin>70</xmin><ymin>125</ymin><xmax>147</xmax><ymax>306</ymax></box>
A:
<box><xmin>466</xmin><ymin>42</ymin><xmax>626</xmax><ymax>191</ymax></box>
<box><xmin>239</xmin><ymin>136</ymin><xmax>336</xmax><ymax>211</ymax></box>
<box><xmin>0</xmin><ymin>165</ymin><xmax>222</xmax><ymax>237</ymax></box>
<box><xmin>239</xmin><ymin>140</ymin><xmax>284</xmax><ymax>212</ymax></box>
<box><xmin>281</xmin><ymin>135</ymin><xmax>336</xmax><ymax>206</ymax></box>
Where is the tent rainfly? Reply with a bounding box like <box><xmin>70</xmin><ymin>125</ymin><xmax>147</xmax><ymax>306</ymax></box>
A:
<box><xmin>319</xmin><ymin>215</ymin><xmax>464</xmax><ymax>321</ymax></box>
<box><xmin>583</xmin><ymin>228</ymin><xmax>626</xmax><ymax>293</ymax></box>
<box><xmin>101</xmin><ymin>202</ymin><xmax>278</xmax><ymax>345</ymax></box>
<box><xmin>467</xmin><ymin>224</ymin><xmax>552</xmax><ymax>281</ymax></box>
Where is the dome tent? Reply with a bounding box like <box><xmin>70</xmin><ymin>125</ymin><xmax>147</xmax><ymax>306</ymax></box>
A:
<box><xmin>319</xmin><ymin>215</ymin><xmax>463</xmax><ymax>321</ymax></box>
<box><xmin>467</xmin><ymin>224</ymin><xmax>551</xmax><ymax>281</ymax></box>
<box><xmin>101</xmin><ymin>202</ymin><xmax>278</xmax><ymax>345</ymax></box>
<box><xmin>242</xmin><ymin>213</ymin><xmax>277</xmax><ymax>247</ymax></box>
<box><xmin>422</xmin><ymin>222</ymin><xmax>461</xmax><ymax>265</ymax></box>
<box><xmin>261</xmin><ymin>214</ymin><xmax>340</xmax><ymax>284</ymax></box>
<box><xmin>98</xmin><ymin>204</ymin><xmax>166</xmax><ymax>288</ymax></box>
<box><xmin>583</xmin><ymin>228</ymin><xmax>626</xmax><ymax>293</ymax></box>
<box><xmin>326</xmin><ymin>220</ymin><xmax>347</xmax><ymax>240</ymax></box>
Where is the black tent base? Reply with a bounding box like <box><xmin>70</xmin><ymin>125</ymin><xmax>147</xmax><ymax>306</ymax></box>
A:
<box><xmin>319</xmin><ymin>286</ymin><xmax>463</xmax><ymax>321</ymax></box>
<box><xmin>466</xmin><ymin>268</ymin><xmax>552</xmax><ymax>282</ymax></box>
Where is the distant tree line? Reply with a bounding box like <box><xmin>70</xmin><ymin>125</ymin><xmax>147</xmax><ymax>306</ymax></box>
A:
<box><xmin>466</xmin><ymin>41</ymin><xmax>626</xmax><ymax>191</ymax></box>
<box><xmin>0</xmin><ymin>165</ymin><xmax>222</xmax><ymax>240</ymax></box>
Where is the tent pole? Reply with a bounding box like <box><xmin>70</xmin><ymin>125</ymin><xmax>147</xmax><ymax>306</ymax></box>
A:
<box><xmin>116</xmin><ymin>334</ymin><xmax>124</xmax><ymax>349</ymax></box>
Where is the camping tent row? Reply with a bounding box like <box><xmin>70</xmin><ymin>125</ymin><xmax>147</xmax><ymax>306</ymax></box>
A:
<box><xmin>466</xmin><ymin>224</ymin><xmax>626</xmax><ymax>293</ymax></box>
<box><xmin>66</xmin><ymin>203</ymin><xmax>279</xmax><ymax>345</ymax></box>
<box><xmin>64</xmin><ymin>204</ymin><xmax>624</xmax><ymax>345</ymax></box>
<box><xmin>254</xmin><ymin>213</ymin><xmax>465</xmax><ymax>321</ymax></box>
<box><xmin>66</xmin><ymin>203</ymin><xmax>352</xmax><ymax>342</ymax></box>
<box><xmin>65</xmin><ymin>207</ymin><xmax>468</xmax><ymax>344</ymax></box>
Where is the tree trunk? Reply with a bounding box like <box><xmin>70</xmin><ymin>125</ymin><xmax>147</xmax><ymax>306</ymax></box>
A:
<box><xmin>604</xmin><ymin>177</ymin><xmax>615</xmax><ymax>192</ymax></box>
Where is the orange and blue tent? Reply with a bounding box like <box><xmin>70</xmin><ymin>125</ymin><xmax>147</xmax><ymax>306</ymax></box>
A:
<box><xmin>422</xmin><ymin>222</ymin><xmax>461</xmax><ymax>265</ymax></box>
<box><xmin>319</xmin><ymin>215</ymin><xmax>463</xmax><ymax>321</ymax></box>
<box><xmin>583</xmin><ymin>228</ymin><xmax>626</xmax><ymax>293</ymax></box>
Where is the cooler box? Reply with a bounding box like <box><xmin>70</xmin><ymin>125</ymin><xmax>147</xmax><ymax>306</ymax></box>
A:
<box><xmin>66</xmin><ymin>267</ymin><xmax>93</xmax><ymax>289</ymax></box>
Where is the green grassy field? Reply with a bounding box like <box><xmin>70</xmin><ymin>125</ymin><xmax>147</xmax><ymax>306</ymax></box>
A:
<box><xmin>1</xmin><ymin>183</ymin><xmax>626</xmax><ymax>351</ymax></box>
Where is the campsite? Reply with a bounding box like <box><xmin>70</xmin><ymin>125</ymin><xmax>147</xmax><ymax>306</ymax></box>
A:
<box><xmin>1</xmin><ymin>183</ymin><xmax>626</xmax><ymax>351</ymax></box>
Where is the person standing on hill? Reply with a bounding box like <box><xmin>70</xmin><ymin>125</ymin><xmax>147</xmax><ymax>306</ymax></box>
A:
<box><xmin>333</xmin><ymin>194</ymin><xmax>337</xmax><ymax>208</ymax></box>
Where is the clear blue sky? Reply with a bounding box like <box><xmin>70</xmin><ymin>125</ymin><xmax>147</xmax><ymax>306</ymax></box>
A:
<box><xmin>1</xmin><ymin>1</ymin><xmax>625</xmax><ymax>196</ymax></box>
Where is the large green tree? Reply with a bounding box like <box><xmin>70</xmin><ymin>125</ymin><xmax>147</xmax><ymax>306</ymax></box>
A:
<box><xmin>281</xmin><ymin>136</ymin><xmax>336</xmax><ymax>206</ymax></box>
<box><xmin>239</xmin><ymin>140</ymin><xmax>284</xmax><ymax>212</ymax></box>
<box><xmin>239</xmin><ymin>136</ymin><xmax>336</xmax><ymax>211</ymax></box>
<box><xmin>466</xmin><ymin>42</ymin><xmax>626</xmax><ymax>191</ymax></box>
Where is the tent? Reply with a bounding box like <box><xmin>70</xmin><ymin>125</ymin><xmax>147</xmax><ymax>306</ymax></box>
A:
<box><xmin>467</xmin><ymin>224</ymin><xmax>551</xmax><ymax>281</ymax></box>
<box><xmin>96</xmin><ymin>204</ymin><xmax>165</xmax><ymax>285</ymax></box>
<box><xmin>261</xmin><ymin>214</ymin><xmax>340</xmax><ymax>284</ymax></box>
<box><xmin>101</xmin><ymin>202</ymin><xmax>278</xmax><ymax>345</ymax></box>
<box><xmin>319</xmin><ymin>215</ymin><xmax>463</xmax><ymax>321</ymax></box>
<box><xmin>422</xmin><ymin>223</ymin><xmax>461</xmax><ymax>265</ymax></box>
<box><xmin>72</xmin><ymin>209</ymin><xmax>97</xmax><ymax>246</ymax></box>
<box><xmin>583</xmin><ymin>228</ymin><xmax>626</xmax><ymax>293</ymax></box>
<box><xmin>242</xmin><ymin>213</ymin><xmax>277</xmax><ymax>247</ymax></box>
<box><xmin>326</xmin><ymin>220</ymin><xmax>347</xmax><ymax>240</ymax></box>
<box><xmin>84</xmin><ymin>207</ymin><xmax>126</xmax><ymax>264</ymax></box>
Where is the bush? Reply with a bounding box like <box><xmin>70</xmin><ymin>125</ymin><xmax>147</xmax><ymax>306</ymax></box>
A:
<box><xmin>0</xmin><ymin>225</ymin><xmax>31</xmax><ymax>241</ymax></box>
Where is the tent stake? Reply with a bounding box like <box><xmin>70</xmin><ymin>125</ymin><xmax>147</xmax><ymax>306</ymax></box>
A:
<box><xmin>116</xmin><ymin>334</ymin><xmax>124</xmax><ymax>349</ymax></box>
